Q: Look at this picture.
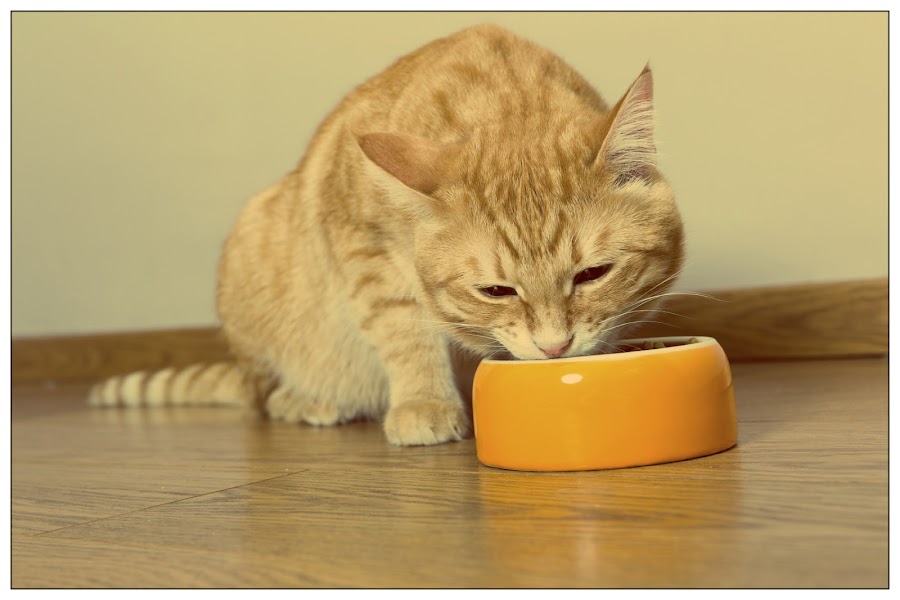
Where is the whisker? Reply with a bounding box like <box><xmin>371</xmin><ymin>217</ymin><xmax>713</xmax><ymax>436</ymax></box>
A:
<box><xmin>392</xmin><ymin>318</ymin><xmax>493</xmax><ymax>330</ymax></box>
<box><xmin>632</xmin><ymin>267</ymin><xmax>686</xmax><ymax>301</ymax></box>
<box><xmin>600</xmin><ymin>319</ymin><xmax>678</xmax><ymax>335</ymax></box>
<box><xmin>378</xmin><ymin>322</ymin><xmax>470</xmax><ymax>345</ymax></box>
<box><xmin>619</xmin><ymin>264</ymin><xmax>706</xmax><ymax>313</ymax></box>
<box><xmin>615</xmin><ymin>308</ymin><xmax>692</xmax><ymax>320</ymax></box>
<box><xmin>379</xmin><ymin>320</ymin><xmax>493</xmax><ymax>339</ymax></box>
<box><xmin>381</xmin><ymin>329</ymin><xmax>499</xmax><ymax>348</ymax></box>
<box><xmin>617</xmin><ymin>264</ymin><xmax>691</xmax><ymax>313</ymax></box>
<box><xmin>622</xmin><ymin>290</ymin><xmax>727</xmax><ymax>314</ymax></box>
<box><xmin>588</xmin><ymin>337</ymin><xmax>622</xmax><ymax>354</ymax></box>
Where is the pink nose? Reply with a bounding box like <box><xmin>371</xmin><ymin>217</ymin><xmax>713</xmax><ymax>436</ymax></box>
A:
<box><xmin>537</xmin><ymin>337</ymin><xmax>573</xmax><ymax>359</ymax></box>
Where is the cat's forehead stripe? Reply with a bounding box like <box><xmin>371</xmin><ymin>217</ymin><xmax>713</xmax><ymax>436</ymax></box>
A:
<box><xmin>546</xmin><ymin>212</ymin><xmax>568</xmax><ymax>254</ymax></box>
<box><xmin>464</xmin><ymin>256</ymin><xmax>482</xmax><ymax>278</ymax></box>
<box><xmin>493</xmin><ymin>251</ymin><xmax>506</xmax><ymax>280</ymax></box>
<box><xmin>571</xmin><ymin>235</ymin><xmax>583</xmax><ymax>265</ymax></box>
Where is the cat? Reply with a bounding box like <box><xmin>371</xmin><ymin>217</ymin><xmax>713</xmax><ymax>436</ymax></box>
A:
<box><xmin>89</xmin><ymin>24</ymin><xmax>685</xmax><ymax>446</ymax></box>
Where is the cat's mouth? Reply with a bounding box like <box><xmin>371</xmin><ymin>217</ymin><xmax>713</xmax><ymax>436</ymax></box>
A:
<box><xmin>492</xmin><ymin>337</ymin><xmax>622</xmax><ymax>361</ymax></box>
<box><xmin>460</xmin><ymin>330</ymin><xmax>610</xmax><ymax>361</ymax></box>
<box><xmin>496</xmin><ymin>347</ymin><xmax>593</xmax><ymax>362</ymax></box>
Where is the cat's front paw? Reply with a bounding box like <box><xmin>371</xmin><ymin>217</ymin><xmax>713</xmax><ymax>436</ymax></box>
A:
<box><xmin>267</xmin><ymin>386</ymin><xmax>341</xmax><ymax>426</ymax></box>
<box><xmin>383</xmin><ymin>399</ymin><xmax>470</xmax><ymax>446</ymax></box>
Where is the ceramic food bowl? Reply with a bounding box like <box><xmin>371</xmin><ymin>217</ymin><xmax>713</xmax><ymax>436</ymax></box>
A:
<box><xmin>472</xmin><ymin>336</ymin><xmax>737</xmax><ymax>472</ymax></box>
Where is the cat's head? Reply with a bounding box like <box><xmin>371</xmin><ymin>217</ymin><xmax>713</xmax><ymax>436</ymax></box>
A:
<box><xmin>358</xmin><ymin>66</ymin><xmax>684</xmax><ymax>359</ymax></box>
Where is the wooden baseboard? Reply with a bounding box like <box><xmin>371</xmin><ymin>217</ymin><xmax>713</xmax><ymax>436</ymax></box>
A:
<box><xmin>629</xmin><ymin>277</ymin><xmax>887</xmax><ymax>361</ymax></box>
<box><xmin>11</xmin><ymin>327</ymin><xmax>231</xmax><ymax>386</ymax></box>
<box><xmin>11</xmin><ymin>278</ymin><xmax>887</xmax><ymax>385</ymax></box>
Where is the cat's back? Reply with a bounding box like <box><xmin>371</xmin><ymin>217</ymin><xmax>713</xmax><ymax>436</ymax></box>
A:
<box><xmin>346</xmin><ymin>25</ymin><xmax>610</xmax><ymax>137</ymax></box>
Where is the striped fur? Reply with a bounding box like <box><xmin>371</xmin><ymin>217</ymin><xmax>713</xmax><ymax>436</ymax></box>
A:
<box><xmin>93</xmin><ymin>26</ymin><xmax>684</xmax><ymax>447</ymax></box>
<box><xmin>88</xmin><ymin>361</ymin><xmax>253</xmax><ymax>408</ymax></box>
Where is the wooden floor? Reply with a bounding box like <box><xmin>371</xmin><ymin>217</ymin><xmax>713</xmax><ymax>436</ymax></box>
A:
<box><xmin>11</xmin><ymin>358</ymin><xmax>888</xmax><ymax>588</ymax></box>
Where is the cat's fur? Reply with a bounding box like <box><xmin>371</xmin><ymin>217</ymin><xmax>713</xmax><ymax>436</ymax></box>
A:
<box><xmin>89</xmin><ymin>25</ymin><xmax>685</xmax><ymax>446</ymax></box>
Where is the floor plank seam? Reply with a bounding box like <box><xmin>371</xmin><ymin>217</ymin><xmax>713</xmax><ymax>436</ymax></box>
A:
<box><xmin>30</xmin><ymin>469</ymin><xmax>310</xmax><ymax>538</ymax></box>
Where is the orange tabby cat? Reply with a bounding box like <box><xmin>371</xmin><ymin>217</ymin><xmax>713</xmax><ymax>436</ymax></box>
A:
<box><xmin>89</xmin><ymin>25</ymin><xmax>685</xmax><ymax>446</ymax></box>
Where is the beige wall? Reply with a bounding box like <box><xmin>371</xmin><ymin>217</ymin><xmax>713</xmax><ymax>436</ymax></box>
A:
<box><xmin>12</xmin><ymin>12</ymin><xmax>887</xmax><ymax>336</ymax></box>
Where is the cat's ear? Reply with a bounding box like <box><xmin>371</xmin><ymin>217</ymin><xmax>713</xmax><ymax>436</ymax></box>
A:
<box><xmin>356</xmin><ymin>132</ymin><xmax>461</xmax><ymax>212</ymax></box>
<box><xmin>593</xmin><ymin>64</ymin><xmax>656</xmax><ymax>183</ymax></box>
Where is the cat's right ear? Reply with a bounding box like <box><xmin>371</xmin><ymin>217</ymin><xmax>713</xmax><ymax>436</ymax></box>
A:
<box><xmin>355</xmin><ymin>131</ymin><xmax>462</xmax><ymax>218</ymax></box>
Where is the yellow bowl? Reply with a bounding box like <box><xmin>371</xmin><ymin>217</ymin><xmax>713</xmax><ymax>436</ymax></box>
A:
<box><xmin>472</xmin><ymin>336</ymin><xmax>737</xmax><ymax>471</ymax></box>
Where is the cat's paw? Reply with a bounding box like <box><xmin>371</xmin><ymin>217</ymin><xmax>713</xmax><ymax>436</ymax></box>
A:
<box><xmin>267</xmin><ymin>386</ymin><xmax>341</xmax><ymax>426</ymax></box>
<box><xmin>266</xmin><ymin>386</ymin><xmax>294</xmax><ymax>419</ymax></box>
<box><xmin>383</xmin><ymin>399</ymin><xmax>470</xmax><ymax>446</ymax></box>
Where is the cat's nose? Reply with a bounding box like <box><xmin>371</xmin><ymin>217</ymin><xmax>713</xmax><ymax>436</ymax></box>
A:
<box><xmin>536</xmin><ymin>336</ymin><xmax>573</xmax><ymax>359</ymax></box>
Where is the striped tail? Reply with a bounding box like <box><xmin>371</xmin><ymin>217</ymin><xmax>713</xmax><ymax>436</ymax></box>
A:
<box><xmin>88</xmin><ymin>361</ymin><xmax>254</xmax><ymax>408</ymax></box>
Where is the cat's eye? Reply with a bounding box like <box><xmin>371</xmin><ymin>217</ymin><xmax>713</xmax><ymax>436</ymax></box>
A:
<box><xmin>573</xmin><ymin>264</ymin><xmax>613</xmax><ymax>286</ymax></box>
<box><xmin>479</xmin><ymin>285</ymin><xmax>518</xmax><ymax>298</ymax></box>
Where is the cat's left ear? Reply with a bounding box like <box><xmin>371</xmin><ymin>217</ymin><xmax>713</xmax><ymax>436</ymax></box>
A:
<box><xmin>593</xmin><ymin>64</ymin><xmax>656</xmax><ymax>183</ymax></box>
<box><xmin>356</xmin><ymin>131</ymin><xmax>462</xmax><ymax>216</ymax></box>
